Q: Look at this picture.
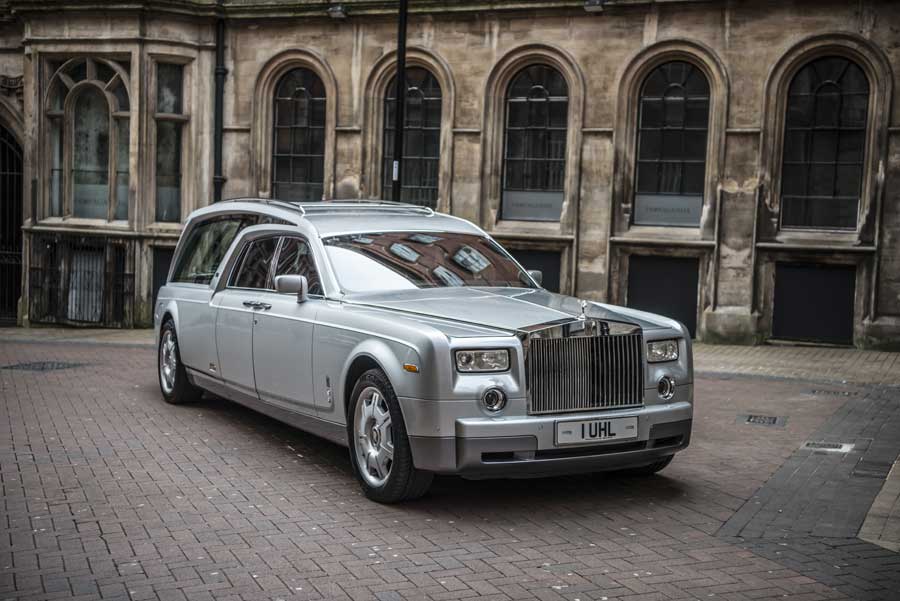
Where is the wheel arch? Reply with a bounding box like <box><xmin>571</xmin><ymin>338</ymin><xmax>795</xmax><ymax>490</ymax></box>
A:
<box><xmin>340</xmin><ymin>338</ymin><xmax>423</xmax><ymax>423</ymax></box>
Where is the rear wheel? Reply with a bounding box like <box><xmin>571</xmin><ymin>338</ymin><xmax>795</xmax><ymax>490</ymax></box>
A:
<box><xmin>158</xmin><ymin>320</ymin><xmax>202</xmax><ymax>405</ymax></box>
<box><xmin>348</xmin><ymin>368</ymin><xmax>433</xmax><ymax>503</ymax></box>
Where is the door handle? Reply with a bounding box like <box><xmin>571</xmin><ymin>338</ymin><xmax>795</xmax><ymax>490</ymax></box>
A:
<box><xmin>242</xmin><ymin>300</ymin><xmax>272</xmax><ymax>311</ymax></box>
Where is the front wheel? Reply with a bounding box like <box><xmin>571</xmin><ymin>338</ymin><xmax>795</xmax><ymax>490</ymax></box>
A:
<box><xmin>347</xmin><ymin>368</ymin><xmax>433</xmax><ymax>503</ymax></box>
<box><xmin>158</xmin><ymin>320</ymin><xmax>202</xmax><ymax>405</ymax></box>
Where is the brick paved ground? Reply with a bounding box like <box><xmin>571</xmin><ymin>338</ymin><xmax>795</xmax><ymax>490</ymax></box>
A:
<box><xmin>1</xmin><ymin>337</ymin><xmax>899</xmax><ymax>601</ymax></box>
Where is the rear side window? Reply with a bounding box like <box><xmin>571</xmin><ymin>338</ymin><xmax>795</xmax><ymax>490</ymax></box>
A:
<box><xmin>171</xmin><ymin>215</ymin><xmax>257</xmax><ymax>284</ymax></box>
<box><xmin>231</xmin><ymin>237</ymin><xmax>279</xmax><ymax>290</ymax></box>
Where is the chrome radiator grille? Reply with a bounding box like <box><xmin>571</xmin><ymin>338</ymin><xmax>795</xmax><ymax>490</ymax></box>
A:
<box><xmin>526</xmin><ymin>332</ymin><xmax>644</xmax><ymax>415</ymax></box>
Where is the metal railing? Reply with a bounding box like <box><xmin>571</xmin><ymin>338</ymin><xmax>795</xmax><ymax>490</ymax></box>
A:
<box><xmin>29</xmin><ymin>233</ymin><xmax>134</xmax><ymax>327</ymax></box>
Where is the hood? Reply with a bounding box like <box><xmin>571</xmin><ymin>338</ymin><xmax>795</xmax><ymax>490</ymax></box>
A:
<box><xmin>342</xmin><ymin>287</ymin><xmax>678</xmax><ymax>334</ymax></box>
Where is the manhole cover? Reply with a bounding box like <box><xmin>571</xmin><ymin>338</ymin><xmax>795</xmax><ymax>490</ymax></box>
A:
<box><xmin>803</xmin><ymin>441</ymin><xmax>854</xmax><ymax>453</ymax></box>
<box><xmin>737</xmin><ymin>414</ymin><xmax>787</xmax><ymax>427</ymax></box>
<box><xmin>1</xmin><ymin>361</ymin><xmax>83</xmax><ymax>372</ymax></box>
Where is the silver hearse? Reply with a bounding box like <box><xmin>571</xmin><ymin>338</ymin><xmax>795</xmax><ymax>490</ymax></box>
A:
<box><xmin>155</xmin><ymin>199</ymin><xmax>693</xmax><ymax>502</ymax></box>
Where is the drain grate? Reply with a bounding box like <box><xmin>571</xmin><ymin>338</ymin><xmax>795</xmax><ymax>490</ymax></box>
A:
<box><xmin>1</xmin><ymin>361</ymin><xmax>83</xmax><ymax>372</ymax></box>
<box><xmin>803</xmin><ymin>441</ymin><xmax>854</xmax><ymax>453</ymax></box>
<box><xmin>737</xmin><ymin>414</ymin><xmax>787</xmax><ymax>427</ymax></box>
<box><xmin>810</xmin><ymin>389</ymin><xmax>857</xmax><ymax>397</ymax></box>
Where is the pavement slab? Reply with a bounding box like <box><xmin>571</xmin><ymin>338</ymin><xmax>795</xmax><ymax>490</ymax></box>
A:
<box><xmin>0</xmin><ymin>335</ymin><xmax>899</xmax><ymax>601</ymax></box>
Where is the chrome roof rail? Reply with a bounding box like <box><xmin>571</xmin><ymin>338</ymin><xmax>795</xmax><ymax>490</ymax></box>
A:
<box><xmin>220</xmin><ymin>197</ymin><xmax>439</xmax><ymax>217</ymax></box>
<box><xmin>298</xmin><ymin>199</ymin><xmax>435</xmax><ymax>216</ymax></box>
<box><xmin>221</xmin><ymin>197</ymin><xmax>306</xmax><ymax>216</ymax></box>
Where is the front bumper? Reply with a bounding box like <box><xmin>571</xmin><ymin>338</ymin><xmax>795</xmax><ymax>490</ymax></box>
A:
<box><xmin>406</xmin><ymin>398</ymin><xmax>693</xmax><ymax>478</ymax></box>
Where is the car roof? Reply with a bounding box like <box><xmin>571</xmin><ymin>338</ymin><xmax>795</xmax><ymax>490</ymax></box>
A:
<box><xmin>200</xmin><ymin>198</ymin><xmax>485</xmax><ymax>238</ymax></box>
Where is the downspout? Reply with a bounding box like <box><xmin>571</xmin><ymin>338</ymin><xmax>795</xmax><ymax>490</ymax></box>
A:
<box><xmin>213</xmin><ymin>16</ymin><xmax>227</xmax><ymax>202</ymax></box>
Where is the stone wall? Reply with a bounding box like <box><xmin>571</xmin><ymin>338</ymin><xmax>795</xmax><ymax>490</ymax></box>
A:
<box><xmin>0</xmin><ymin>0</ymin><xmax>898</xmax><ymax>346</ymax></box>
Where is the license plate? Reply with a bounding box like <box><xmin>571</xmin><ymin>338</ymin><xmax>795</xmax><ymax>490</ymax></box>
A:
<box><xmin>555</xmin><ymin>416</ymin><xmax>638</xmax><ymax>445</ymax></box>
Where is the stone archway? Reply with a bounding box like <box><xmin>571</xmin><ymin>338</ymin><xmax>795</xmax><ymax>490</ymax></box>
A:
<box><xmin>0</xmin><ymin>121</ymin><xmax>23</xmax><ymax>324</ymax></box>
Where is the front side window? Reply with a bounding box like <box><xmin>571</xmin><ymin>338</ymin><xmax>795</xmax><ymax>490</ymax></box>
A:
<box><xmin>46</xmin><ymin>57</ymin><xmax>130</xmax><ymax>220</ymax></box>
<box><xmin>382</xmin><ymin>67</ymin><xmax>442</xmax><ymax>207</ymax></box>
<box><xmin>171</xmin><ymin>215</ymin><xmax>256</xmax><ymax>285</ymax></box>
<box><xmin>634</xmin><ymin>61</ymin><xmax>710</xmax><ymax>227</ymax></box>
<box><xmin>272</xmin><ymin>68</ymin><xmax>326</xmax><ymax>201</ymax></box>
<box><xmin>780</xmin><ymin>56</ymin><xmax>869</xmax><ymax>230</ymax></box>
<box><xmin>502</xmin><ymin>64</ymin><xmax>568</xmax><ymax>222</ymax></box>
<box><xmin>232</xmin><ymin>238</ymin><xmax>278</xmax><ymax>290</ymax></box>
<box><xmin>274</xmin><ymin>237</ymin><xmax>323</xmax><ymax>295</ymax></box>
<box><xmin>155</xmin><ymin>63</ymin><xmax>187</xmax><ymax>223</ymax></box>
<box><xmin>323</xmin><ymin>231</ymin><xmax>535</xmax><ymax>293</ymax></box>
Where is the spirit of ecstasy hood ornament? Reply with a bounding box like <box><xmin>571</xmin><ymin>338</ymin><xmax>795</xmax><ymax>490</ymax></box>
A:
<box><xmin>578</xmin><ymin>299</ymin><xmax>588</xmax><ymax>320</ymax></box>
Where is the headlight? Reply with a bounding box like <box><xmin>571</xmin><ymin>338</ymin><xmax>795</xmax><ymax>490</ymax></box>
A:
<box><xmin>647</xmin><ymin>339</ymin><xmax>679</xmax><ymax>363</ymax></box>
<box><xmin>455</xmin><ymin>349</ymin><xmax>510</xmax><ymax>372</ymax></box>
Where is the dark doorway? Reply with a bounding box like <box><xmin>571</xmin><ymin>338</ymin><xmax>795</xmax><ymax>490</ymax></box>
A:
<box><xmin>0</xmin><ymin>125</ymin><xmax>22</xmax><ymax>325</ymax></box>
<box><xmin>773</xmin><ymin>262</ymin><xmax>855</xmax><ymax>345</ymax></box>
<box><xmin>153</xmin><ymin>247</ymin><xmax>175</xmax><ymax>306</ymax></box>
<box><xmin>627</xmin><ymin>255</ymin><xmax>699</xmax><ymax>336</ymax></box>
<box><xmin>508</xmin><ymin>248</ymin><xmax>561</xmax><ymax>293</ymax></box>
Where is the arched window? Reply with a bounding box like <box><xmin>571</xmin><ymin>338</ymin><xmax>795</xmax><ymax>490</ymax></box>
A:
<box><xmin>780</xmin><ymin>56</ymin><xmax>869</xmax><ymax>229</ymax></box>
<box><xmin>46</xmin><ymin>57</ymin><xmax>130</xmax><ymax>220</ymax></box>
<box><xmin>272</xmin><ymin>68</ymin><xmax>326</xmax><ymax>201</ymax></box>
<box><xmin>382</xmin><ymin>67</ymin><xmax>442</xmax><ymax>207</ymax></box>
<box><xmin>634</xmin><ymin>61</ymin><xmax>709</xmax><ymax>227</ymax></box>
<box><xmin>502</xmin><ymin>65</ymin><xmax>568</xmax><ymax>222</ymax></box>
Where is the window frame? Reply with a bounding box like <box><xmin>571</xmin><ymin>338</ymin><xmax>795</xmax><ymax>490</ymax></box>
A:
<box><xmin>778</xmin><ymin>56</ymin><xmax>869</xmax><ymax>233</ymax></box>
<box><xmin>632</xmin><ymin>60</ymin><xmax>711</xmax><ymax>228</ymax></box>
<box><xmin>150</xmin><ymin>56</ymin><xmax>192</xmax><ymax>226</ymax></box>
<box><xmin>756</xmin><ymin>34</ymin><xmax>892</xmax><ymax>244</ymax></box>
<box><xmin>381</xmin><ymin>66</ymin><xmax>443</xmax><ymax>208</ymax></box>
<box><xmin>610</xmin><ymin>41</ymin><xmax>728</xmax><ymax>241</ymax></box>
<box><xmin>500</xmin><ymin>63</ymin><xmax>570</xmax><ymax>223</ymax></box>
<box><xmin>43</xmin><ymin>56</ymin><xmax>132</xmax><ymax>223</ymax></box>
<box><xmin>270</xmin><ymin>67</ymin><xmax>328</xmax><ymax>202</ymax></box>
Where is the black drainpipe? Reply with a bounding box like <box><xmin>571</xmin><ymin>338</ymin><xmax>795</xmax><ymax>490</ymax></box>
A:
<box><xmin>213</xmin><ymin>16</ymin><xmax>227</xmax><ymax>202</ymax></box>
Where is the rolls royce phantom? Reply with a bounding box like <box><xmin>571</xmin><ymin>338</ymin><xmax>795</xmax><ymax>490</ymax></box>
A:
<box><xmin>155</xmin><ymin>199</ymin><xmax>693</xmax><ymax>503</ymax></box>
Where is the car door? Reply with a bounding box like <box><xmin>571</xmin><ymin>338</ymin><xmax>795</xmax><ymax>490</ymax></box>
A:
<box><xmin>214</xmin><ymin>236</ymin><xmax>279</xmax><ymax>397</ymax></box>
<box><xmin>169</xmin><ymin>214</ymin><xmax>256</xmax><ymax>375</ymax></box>
<box><xmin>252</xmin><ymin>236</ymin><xmax>324</xmax><ymax>415</ymax></box>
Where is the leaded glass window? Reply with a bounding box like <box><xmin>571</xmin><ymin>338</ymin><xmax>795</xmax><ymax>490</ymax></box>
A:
<box><xmin>46</xmin><ymin>57</ymin><xmax>130</xmax><ymax>220</ymax></box>
<box><xmin>780</xmin><ymin>56</ymin><xmax>869</xmax><ymax>230</ymax></box>
<box><xmin>272</xmin><ymin>68</ymin><xmax>326</xmax><ymax>201</ymax></box>
<box><xmin>155</xmin><ymin>63</ymin><xmax>186</xmax><ymax>223</ymax></box>
<box><xmin>382</xmin><ymin>67</ymin><xmax>442</xmax><ymax>207</ymax></box>
<box><xmin>502</xmin><ymin>64</ymin><xmax>568</xmax><ymax>222</ymax></box>
<box><xmin>633</xmin><ymin>61</ymin><xmax>709</xmax><ymax>227</ymax></box>
<box><xmin>72</xmin><ymin>87</ymin><xmax>109</xmax><ymax>219</ymax></box>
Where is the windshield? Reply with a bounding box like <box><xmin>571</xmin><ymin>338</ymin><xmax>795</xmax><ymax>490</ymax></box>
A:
<box><xmin>323</xmin><ymin>231</ymin><xmax>536</xmax><ymax>293</ymax></box>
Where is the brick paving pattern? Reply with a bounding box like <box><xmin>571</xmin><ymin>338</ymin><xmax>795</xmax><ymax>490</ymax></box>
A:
<box><xmin>1</xmin><ymin>338</ymin><xmax>899</xmax><ymax>600</ymax></box>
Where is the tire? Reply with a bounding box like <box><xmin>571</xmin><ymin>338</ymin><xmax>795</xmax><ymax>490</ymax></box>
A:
<box><xmin>618</xmin><ymin>455</ymin><xmax>674</xmax><ymax>477</ymax></box>
<box><xmin>158</xmin><ymin>319</ymin><xmax>203</xmax><ymax>405</ymax></box>
<box><xmin>347</xmin><ymin>368</ymin><xmax>433</xmax><ymax>503</ymax></box>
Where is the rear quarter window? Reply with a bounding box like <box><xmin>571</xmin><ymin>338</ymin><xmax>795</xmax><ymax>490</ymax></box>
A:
<box><xmin>171</xmin><ymin>215</ymin><xmax>258</xmax><ymax>285</ymax></box>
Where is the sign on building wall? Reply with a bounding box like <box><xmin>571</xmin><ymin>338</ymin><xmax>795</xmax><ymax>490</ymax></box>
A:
<box><xmin>633</xmin><ymin>194</ymin><xmax>703</xmax><ymax>227</ymax></box>
<box><xmin>502</xmin><ymin>191</ymin><xmax>564</xmax><ymax>222</ymax></box>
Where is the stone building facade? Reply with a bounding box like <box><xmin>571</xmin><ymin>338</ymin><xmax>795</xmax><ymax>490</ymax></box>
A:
<box><xmin>0</xmin><ymin>0</ymin><xmax>898</xmax><ymax>347</ymax></box>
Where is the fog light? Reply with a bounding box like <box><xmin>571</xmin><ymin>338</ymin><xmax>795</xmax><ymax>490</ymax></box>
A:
<box><xmin>657</xmin><ymin>376</ymin><xmax>676</xmax><ymax>401</ymax></box>
<box><xmin>482</xmin><ymin>387</ymin><xmax>507</xmax><ymax>413</ymax></box>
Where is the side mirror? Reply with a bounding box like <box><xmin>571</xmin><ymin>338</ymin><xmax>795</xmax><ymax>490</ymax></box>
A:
<box><xmin>274</xmin><ymin>274</ymin><xmax>309</xmax><ymax>303</ymax></box>
<box><xmin>527</xmin><ymin>269</ymin><xmax>543</xmax><ymax>287</ymax></box>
